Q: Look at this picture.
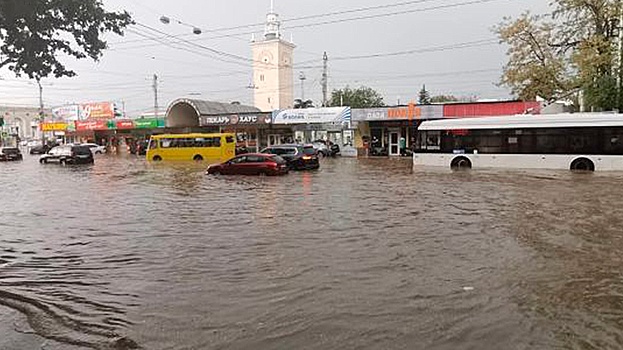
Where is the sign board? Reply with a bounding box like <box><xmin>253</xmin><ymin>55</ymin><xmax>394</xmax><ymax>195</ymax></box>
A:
<box><xmin>199</xmin><ymin>114</ymin><xmax>272</xmax><ymax>126</ymax></box>
<box><xmin>272</xmin><ymin>107</ymin><xmax>351</xmax><ymax>124</ymax></box>
<box><xmin>115</xmin><ymin>120</ymin><xmax>135</xmax><ymax>129</ymax></box>
<box><xmin>75</xmin><ymin>120</ymin><xmax>109</xmax><ymax>131</ymax></box>
<box><xmin>40</xmin><ymin>122</ymin><xmax>69</xmax><ymax>131</ymax></box>
<box><xmin>352</xmin><ymin>103</ymin><xmax>444</xmax><ymax>121</ymax></box>
<box><xmin>52</xmin><ymin>105</ymin><xmax>80</xmax><ymax>121</ymax></box>
<box><xmin>80</xmin><ymin>102</ymin><xmax>114</xmax><ymax>120</ymax></box>
<box><xmin>134</xmin><ymin>118</ymin><xmax>165</xmax><ymax>129</ymax></box>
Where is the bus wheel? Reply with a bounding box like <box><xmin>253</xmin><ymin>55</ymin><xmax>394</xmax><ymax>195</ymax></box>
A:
<box><xmin>193</xmin><ymin>155</ymin><xmax>204</xmax><ymax>162</ymax></box>
<box><xmin>152</xmin><ymin>155</ymin><xmax>162</xmax><ymax>162</ymax></box>
<box><xmin>451</xmin><ymin>156</ymin><xmax>472</xmax><ymax>170</ymax></box>
<box><xmin>570</xmin><ymin>158</ymin><xmax>595</xmax><ymax>172</ymax></box>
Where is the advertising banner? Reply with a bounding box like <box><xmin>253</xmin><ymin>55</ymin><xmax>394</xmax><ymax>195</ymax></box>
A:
<box><xmin>134</xmin><ymin>118</ymin><xmax>165</xmax><ymax>129</ymax></box>
<box><xmin>75</xmin><ymin>120</ymin><xmax>109</xmax><ymax>131</ymax></box>
<box><xmin>40</xmin><ymin>122</ymin><xmax>69</xmax><ymax>132</ymax></box>
<box><xmin>352</xmin><ymin>103</ymin><xmax>443</xmax><ymax>121</ymax></box>
<box><xmin>199</xmin><ymin>114</ymin><xmax>272</xmax><ymax>126</ymax></box>
<box><xmin>80</xmin><ymin>102</ymin><xmax>114</xmax><ymax>120</ymax></box>
<box><xmin>115</xmin><ymin>120</ymin><xmax>135</xmax><ymax>129</ymax></box>
<box><xmin>272</xmin><ymin>107</ymin><xmax>351</xmax><ymax>124</ymax></box>
<box><xmin>51</xmin><ymin>105</ymin><xmax>80</xmax><ymax>121</ymax></box>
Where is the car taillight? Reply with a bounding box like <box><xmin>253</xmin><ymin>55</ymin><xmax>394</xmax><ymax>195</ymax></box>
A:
<box><xmin>302</xmin><ymin>156</ymin><xmax>312</xmax><ymax>160</ymax></box>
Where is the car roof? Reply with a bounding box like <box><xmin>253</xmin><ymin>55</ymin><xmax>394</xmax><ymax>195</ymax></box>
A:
<box><xmin>263</xmin><ymin>144</ymin><xmax>302</xmax><ymax>148</ymax></box>
<box><xmin>237</xmin><ymin>153</ymin><xmax>277</xmax><ymax>157</ymax></box>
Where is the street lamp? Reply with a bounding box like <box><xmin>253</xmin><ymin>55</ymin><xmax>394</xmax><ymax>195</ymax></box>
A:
<box><xmin>160</xmin><ymin>15</ymin><xmax>202</xmax><ymax>35</ymax></box>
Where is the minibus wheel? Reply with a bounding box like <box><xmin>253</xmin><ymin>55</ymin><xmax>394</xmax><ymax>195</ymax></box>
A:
<box><xmin>451</xmin><ymin>156</ymin><xmax>472</xmax><ymax>170</ymax></box>
<box><xmin>570</xmin><ymin>158</ymin><xmax>594</xmax><ymax>172</ymax></box>
<box><xmin>152</xmin><ymin>155</ymin><xmax>162</xmax><ymax>161</ymax></box>
<box><xmin>193</xmin><ymin>155</ymin><xmax>203</xmax><ymax>161</ymax></box>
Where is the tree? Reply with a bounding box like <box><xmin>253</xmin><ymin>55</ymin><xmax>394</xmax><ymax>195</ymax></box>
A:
<box><xmin>430</xmin><ymin>95</ymin><xmax>459</xmax><ymax>103</ymax></box>
<box><xmin>293</xmin><ymin>99</ymin><xmax>315</xmax><ymax>109</ymax></box>
<box><xmin>496</xmin><ymin>0</ymin><xmax>623</xmax><ymax>111</ymax></box>
<box><xmin>329</xmin><ymin>86</ymin><xmax>384</xmax><ymax>108</ymax></box>
<box><xmin>0</xmin><ymin>0</ymin><xmax>133</xmax><ymax>81</ymax></box>
<box><xmin>418</xmin><ymin>84</ymin><xmax>431</xmax><ymax>104</ymax></box>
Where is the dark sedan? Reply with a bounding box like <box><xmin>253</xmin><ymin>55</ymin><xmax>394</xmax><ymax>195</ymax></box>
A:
<box><xmin>260</xmin><ymin>144</ymin><xmax>320</xmax><ymax>170</ymax></box>
<box><xmin>0</xmin><ymin>147</ymin><xmax>23</xmax><ymax>161</ymax></box>
<box><xmin>206</xmin><ymin>153</ymin><xmax>288</xmax><ymax>176</ymax></box>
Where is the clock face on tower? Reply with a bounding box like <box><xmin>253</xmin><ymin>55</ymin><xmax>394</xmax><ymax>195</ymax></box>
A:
<box><xmin>259</xmin><ymin>50</ymin><xmax>273</xmax><ymax>64</ymax></box>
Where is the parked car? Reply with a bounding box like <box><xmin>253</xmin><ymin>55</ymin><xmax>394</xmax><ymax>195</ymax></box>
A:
<box><xmin>312</xmin><ymin>139</ymin><xmax>340</xmax><ymax>157</ymax></box>
<box><xmin>260</xmin><ymin>144</ymin><xmax>320</xmax><ymax>170</ymax></box>
<box><xmin>39</xmin><ymin>145</ymin><xmax>94</xmax><ymax>165</ymax></box>
<box><xmin>206</xmin><ymin>153</ymin><xmax>288</xmax><ymax>176</ymax></box>
<box><xmin>0</xmin><ymin>147</ymin><xmax>23</xmax><ymax>161</ymax></box>
<box><xmin>80</xmin><ymin>143</ymin><xmax>106</xmax><ymax>154</ymax></box>
<box><xmin>29</xmin><ymin>143</ymin><xmax>52</xmax><ymax>155</ymax></box>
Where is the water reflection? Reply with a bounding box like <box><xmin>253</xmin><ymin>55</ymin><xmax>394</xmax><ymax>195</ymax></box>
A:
<box><xmin>1</xmin><ymin>155</ymin><xmax>623</xmax><ymax>349</ymax></box>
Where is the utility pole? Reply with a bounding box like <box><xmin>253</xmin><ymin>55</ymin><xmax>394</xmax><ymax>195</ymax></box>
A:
<box><xmin>38</xmin><ymin>79</ymin><xmax>44</xmax><ymax>145</ymax></box>
<box><xmin>322</xmin><ymin>51</ymin><xmax>328</xmax><ymax>107</ymax></box>
<box><xmin>152</xmin><ymin>74</ymin><xmax>159</xmax><ymax>118</ymax></box>
<box><xmin>299</xmin><ymin>71</ymin><xmax>306</xmax><ymax>101</ymax></box>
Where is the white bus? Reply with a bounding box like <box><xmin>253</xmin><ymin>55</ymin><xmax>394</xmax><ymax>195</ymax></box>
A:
<box><xmin>413</xmin><ymin>112</ymin><xmax>623</xmax><ymax>171</ymax></box>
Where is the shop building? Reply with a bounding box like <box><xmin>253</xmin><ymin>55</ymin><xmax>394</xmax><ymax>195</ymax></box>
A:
<box><xmin>271</xmin><ymin>107</ymin><xmax>353</xmax><ymax>146</ymax></box>
<box><xmin>352</xmin><ymin>103</ymin><xmax>443</xmax><ymax>156</ymax></box>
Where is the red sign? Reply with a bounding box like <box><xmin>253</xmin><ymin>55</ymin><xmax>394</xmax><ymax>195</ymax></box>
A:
<box><xmin>115</xmin><ymin>120</ymin><xmax>134</xmax><ymax>129</ymax></box>
<box><xmin>75</xmin><ymin>120</ymin><xmax>108</xmax><ymax>131</ymax></box>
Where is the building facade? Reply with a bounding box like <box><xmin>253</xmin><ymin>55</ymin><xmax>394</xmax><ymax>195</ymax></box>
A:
<box><xmin>251</xmin><ymin>6</ymin><xmax>295</xmax><ymax>112</ymax></box>
<box><xmin>0</xmin><ymin>106</ymin><xmax>46</xmax><ymax>143</ymax></box>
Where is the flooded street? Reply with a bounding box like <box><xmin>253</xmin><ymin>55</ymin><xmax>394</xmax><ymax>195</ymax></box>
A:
<box><xmin>2</xmin><ymin>153</ymin><xmax>623</xmax><ymax>349</ymax></box>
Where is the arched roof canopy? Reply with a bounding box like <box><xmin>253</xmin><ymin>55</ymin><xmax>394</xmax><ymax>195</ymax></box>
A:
<box><xmin>166</xmin><ymin>99</ymin><xmax>261</xmax><ymax>128</ymax></box>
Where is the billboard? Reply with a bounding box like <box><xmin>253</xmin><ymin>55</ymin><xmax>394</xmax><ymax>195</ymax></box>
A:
<box><xmin>52</xmin><ymin>105</ymin><xmax>80</xmax><ymax>121</ymax></box>
<box><xmin>352</xmin><ymin>103</ymin><xmax>444</xmax><ymax>121</ymax></box>
<box><xmin>80</xmin><ymin>102</ymin><xmax>114</xmax><ymax>120</ymax></box>
<box><xmin>75</xmin><ymin>120</ymin><xmax>109</xmax><ymax>131</ymax></box>
<box><xmin>272</xmin><ymin>107</ymin><xmax>351</xmax><ymax>124</ymax></box>
<box><xmin>199</xmin><ymin>114</ymin><xmax>272</xmax><ymax>126</ymax></box>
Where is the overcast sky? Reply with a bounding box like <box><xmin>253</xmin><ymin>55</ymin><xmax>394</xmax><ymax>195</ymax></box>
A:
<box><xmin>0</xmin><ymin>0</ymin><xmax>551</xmax><ymax>116</ymax></box>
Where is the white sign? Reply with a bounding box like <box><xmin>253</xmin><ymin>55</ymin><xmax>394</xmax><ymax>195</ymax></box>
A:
<box><xmin>52</xmin><ymin>105</ymin><xmax>80</xmax><ymax>121</ymax></box>
<box><xmin>273</xmin><ymin>107</ymin><xmax>351</xmax><ymax>124</ymax></box>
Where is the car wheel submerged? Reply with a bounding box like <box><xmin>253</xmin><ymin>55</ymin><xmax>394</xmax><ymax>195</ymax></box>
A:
<box><xmin>152</xmin><ymin>155</ymin><xmax>162</xmax><ymax>162</ymax></box>
<box><xmin>39</xmin><ymin>158</ymin><xmax>47</xmax><ymax>164</ymax></box>
<box><xmin>193</xmin><ymin>155</ymin><xmax>204</xmax><ymax>162</ymax></box>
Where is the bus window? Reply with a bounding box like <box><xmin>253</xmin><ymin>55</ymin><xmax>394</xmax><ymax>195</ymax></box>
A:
<box><xmin>161</xmin><ymin>139</ymin><xmax>172</xmax><ymax>148</ymax></box>
<box><xmin>149</xmin><ymin>139</ymin><xmax>158</xmax><ymax>149</ymax></box>
<box><xmin>226</xmin><ymin>136</ymin><xmax>235</xmax><ymax>144</ymax></box>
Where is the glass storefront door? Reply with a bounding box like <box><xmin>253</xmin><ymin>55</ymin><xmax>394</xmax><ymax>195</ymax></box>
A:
<box><xmin>389</xmin><ymin>131</ymin><xmax>400</xmax><ymax>156</ymax></box>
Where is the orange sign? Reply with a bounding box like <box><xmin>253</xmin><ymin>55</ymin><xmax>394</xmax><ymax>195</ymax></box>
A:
<box><xmin>81</xmin><ymin>102</ymin><xmax>114</xmax><ymax>119</ymax></box>
<box><xmin>40</xmin><ymin>122</ymin><xmax>69</xmax><ymax>131</ymax></box>
<box><xmin>387</xmin><ymin>102</ymin><xmax>422</xmax><ymax>120</ymax></box>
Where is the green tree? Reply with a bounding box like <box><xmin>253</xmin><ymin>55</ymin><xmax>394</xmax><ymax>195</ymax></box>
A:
<box><xmin>418</xmin><ymin>84</ymin><xmax>431</xmax><ymax>104</ymax></box>
<box><xmin>293</xmin><ymin>99</ymin><xmax>315</xmax><ymax>109</ymax></box>
<box><xmin>496</xmin><ymin>0</ymin><xmax>623</xmax><ymax>111</ymax></box>
<box><xmin>0</xmin><ymin>0</ymin><xmax>133</xmax><ymax>81</ymax></box>
<box><xmin>329</xmin><ymin>86</ymin><xmax>385</xmax><ymax>108</ymax></box>
<box><xmin>430</xmin><ymin>95</ymin><xmax>459</xmax><ymax>103</ymax></box>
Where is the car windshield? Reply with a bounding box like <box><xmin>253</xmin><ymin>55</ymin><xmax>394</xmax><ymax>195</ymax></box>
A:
<box><xmin>303</xmin><ymin>147</ymin><xmax>316</xmax><ymax>155</ymax></box>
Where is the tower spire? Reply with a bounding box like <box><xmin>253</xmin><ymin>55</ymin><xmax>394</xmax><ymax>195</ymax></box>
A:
<box><xmin>270</xmin><ymin>0</ymin><xmax>274</xmax><ymax>13</ymax></box>
<box><xmin>264</xmin><ymin>1</ymin><xmax>281</xmax><ymax>40</ymax></box>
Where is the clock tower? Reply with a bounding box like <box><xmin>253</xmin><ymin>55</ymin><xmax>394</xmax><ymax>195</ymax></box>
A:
<box><xmin>251</xmin><ymin>2</ymin><xmax>295</xmax><ymax>111</ymax></box>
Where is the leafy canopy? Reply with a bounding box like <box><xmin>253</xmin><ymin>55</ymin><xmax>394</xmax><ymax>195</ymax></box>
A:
<box><xmin>329</xmin><ymin>86</ymin><xmax>385</xmax><ymax>108</ymax></box>
<box><xmin>0</xmin><ymin>0</ymin><xmax>133</xmax><ymax>80</ymax></box>
<box><xmin>496</xmin><ymin>0</ymin><xmax>623</xmax><ymax>111</ymax></box>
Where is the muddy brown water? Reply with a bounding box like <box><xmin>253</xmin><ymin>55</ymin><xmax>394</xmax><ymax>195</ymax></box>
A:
<box><xmin>1</xmin><ymin>153</ymin><xmax>623</xmax><ymax>349</ymax></box>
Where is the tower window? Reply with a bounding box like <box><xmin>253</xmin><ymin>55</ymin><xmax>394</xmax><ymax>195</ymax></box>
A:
<box><xmin>268</xmin><ymin>97</ymin><xmax>271</xmax><ymax>104</ymax></box>
<box><xmin>260</xmin><ymin>75</ymin><xmax>265</xmax><ymax>82</ymax></box>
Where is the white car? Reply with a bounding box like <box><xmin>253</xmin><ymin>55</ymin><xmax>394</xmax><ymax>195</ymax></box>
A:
<box><xmin>81</xmin><ymin>143</ymin><xmax>106</xmax><ymax>154</ymax></box>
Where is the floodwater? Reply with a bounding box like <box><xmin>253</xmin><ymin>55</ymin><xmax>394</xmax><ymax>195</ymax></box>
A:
<box><xmin>1</xmin><ymin>152</ymin><xmax>623</xmax><ymax>350</ymax></box>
